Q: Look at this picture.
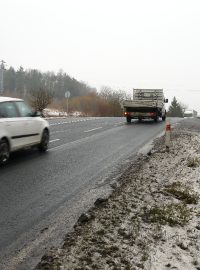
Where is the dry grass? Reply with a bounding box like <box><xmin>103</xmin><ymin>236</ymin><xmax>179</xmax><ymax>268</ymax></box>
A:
<box><xmin>187</xmin><ymin>157</ymin><xmax>200</xmax><ymax>167</ymax></box>
<box><xmin>164</xmin><ymin>182</ymin><xmax>199</xmax><ymax>204</ymax></box>
<box><xmin>146</xmin><ymin>203</ymin><xmax>191</xmax><ymax>226</ymax></box>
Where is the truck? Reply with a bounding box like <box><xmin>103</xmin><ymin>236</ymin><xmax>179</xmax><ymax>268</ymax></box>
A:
<box><xmin>122</xmin><ymin>89</ymin><xmax>168</xmax><ymax>123</ymax></box>
<box><xmin>184</xmin><ymin>110</ymin><xmax>198</xmax><ymax>118</ymax></box>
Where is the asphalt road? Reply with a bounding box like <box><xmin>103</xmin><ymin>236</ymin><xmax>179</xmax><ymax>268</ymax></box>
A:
<box><xmin>0</xmin><ymin>117</ymin><xmax>180</xmax><ymax>270</ymax></box>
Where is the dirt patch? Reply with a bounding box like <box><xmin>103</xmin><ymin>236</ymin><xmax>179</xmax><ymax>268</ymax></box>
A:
<box><xmin>35</xmin><ymin>122</ymin><xmax>200</xmax><ymax>270</ymax></box>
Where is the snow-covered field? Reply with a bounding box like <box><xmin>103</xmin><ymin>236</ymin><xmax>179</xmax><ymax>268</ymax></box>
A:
<box><xmin>36</xmin><ymin>120</ymin><xmax>200</xmax><ymax>270</ymax></box>
<box><xmin>43</xmin><ymin>108</ymin><xmax>83</xmax><ymax>118</ymax></box>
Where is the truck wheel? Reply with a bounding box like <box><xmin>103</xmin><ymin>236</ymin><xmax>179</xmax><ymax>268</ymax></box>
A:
<box><xmin>0</xmin><ymin>139</ymin><xmax>10</xmax><ymax>165</ymax></box>
<box><xmin>154</xmin><ymin>116</ymin><xmax>158</xmax><ymax>122</ymax></box>
<box><xmin>126</xmin><ymin>117</ymin><xmax>131</xmax><ymax>124</ymax></box>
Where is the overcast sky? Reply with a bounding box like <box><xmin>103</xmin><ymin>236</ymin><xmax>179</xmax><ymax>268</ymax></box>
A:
<box><xmin>1</xmin><ymin>0</ymin><xmax>200</xmax><ymax>111</ymax></box>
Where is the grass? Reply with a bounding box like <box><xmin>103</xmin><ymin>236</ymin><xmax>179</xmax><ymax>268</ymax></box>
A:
<box><xmin>96</xmin><ymin>229</ymin><xmax>105</xmax><ymax>236</ymax></box>
<box><xmin>118</xmin><ymin>228</ymin><xmax>132</xmax><ymax>239</ymax></box>
<box><xmin>164</xmin><ymin>182</ymin><xmax>199</xmax><ymax>204</ymax></box>
<box><xmin>187</xmin><ymin>157</ymin><xmax>200</xmax><ymax>167</ymax></box>
<box><xmin>97</xmin><ymin>245</ymin><xmax>119</xmax><ymax>257</ymax></box>
<box><xmin>146</xmin><ymin>203</ymin><xmax>191</xmax><ymax>226</ymax></box>
<box><xmin>192</xmin><ymin>260</ymin><xmax>199</xmax><ymax>266</ymax></box>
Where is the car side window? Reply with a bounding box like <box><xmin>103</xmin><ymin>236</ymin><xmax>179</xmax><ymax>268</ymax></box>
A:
<box><xmin>0</xmin><ymin>102</ymin><xmax>19</xmax><ymax>118</ymax></box>
<box><xmin>15</xmin><ymin>101</ymin><xmax>32</xmax><ymax>117</ymax></box>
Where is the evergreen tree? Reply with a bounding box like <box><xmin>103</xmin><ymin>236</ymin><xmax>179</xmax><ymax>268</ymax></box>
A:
<box><xmin>167</xmin><ymin>97</ymin><xmax>183</xmax><ymax>117</ymax></box>
<box><xmin>16</xmin><ymin>66</ymin><xmax>25</xmax><ymax>96</ymax></box>
<box><xmin>3</xmin><ymin>65</ymin><xmax>95</xmax><ymax>99</ymax></box>
<box><xmin>4</xmin><ymin>67</ymin><xmax>16</xmax><ymax>92</ymax></box>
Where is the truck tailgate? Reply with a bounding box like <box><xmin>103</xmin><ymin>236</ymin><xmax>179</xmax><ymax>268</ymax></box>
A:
<box><xmin>122</xmin><ymin>100</ymin><xmax>163</xmax><ymax>108</ymax></box>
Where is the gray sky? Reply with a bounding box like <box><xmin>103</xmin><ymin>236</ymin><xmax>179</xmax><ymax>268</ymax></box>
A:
<box><xmin>1</xmin><ymin>0</ymin><xmax>200</xmax><ymax>111</ymax></box>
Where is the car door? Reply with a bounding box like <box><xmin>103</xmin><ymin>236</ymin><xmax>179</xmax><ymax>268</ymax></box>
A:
<box><xmin>14</xmin><ymin>101</ymin><xmax>42</xmax><ymax>145</ymax></box>
<box><xmin>0</xmin><ymin>101</ymin><xmax>27</xmax><ymax>150</ymax></box>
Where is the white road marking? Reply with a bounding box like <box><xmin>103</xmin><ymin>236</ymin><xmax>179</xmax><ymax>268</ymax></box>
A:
<box><xmin>50</xmin><ymin>139</ymin><xmax>60</xmax><ymax>143</ymax></box>
<box><xmin>50</xmin><ymin>125</ymin><xmax>124</xmax><ymax>152</ymax></box>
<box><xmin>84</xmin><ymin>127</ymin><xmax>102</xmax><ymax>133</ymax></box>
<box><xmin>49</xmin><ymin>117</ymin><xmax>106</xmax><ymax>126</ymax></box>
<box><xmin>114</xmin><ymin>121</ymin><xmax>125</xmax><ymax>126</ymax></box>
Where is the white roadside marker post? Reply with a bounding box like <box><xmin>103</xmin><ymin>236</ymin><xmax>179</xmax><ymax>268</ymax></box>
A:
<box><xmin>165</xmin><ymin>122</ymin><xmax>171</xmax><ymax>152</ymax></box>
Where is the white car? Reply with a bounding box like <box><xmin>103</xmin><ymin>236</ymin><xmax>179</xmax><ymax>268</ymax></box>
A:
<box><xmin>0</xmin><ymin>97</ymin><xmax>50</xmax><ymax>165</ymax></box>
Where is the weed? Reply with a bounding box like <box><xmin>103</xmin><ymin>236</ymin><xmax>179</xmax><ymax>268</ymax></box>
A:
<box><xmin>96</xmin><ymin>229</ymin><xmax>105</xmax><ymax>236</ymax></box>
<box><xmin>193</xmin><ymin>260</ymin><xmax>199</xmax><ymax>266</ymax></box>
<box><xmin>187</xmin><ymin>157</ymin><xmax>200</xmax><ymax>167</ymax></box>
<box><xmin>91</xmin><ymin>264</ymin><xmax>100</xmax><ymax>269</ymax></box>
<box><xmin>79</xmin><ymin>255</ymin><xmax>92</xmax><ymax>264</ymax></box>
<box><xmin>121</xmin><ymin>258</ymin><xmax>130</xmax><ymax>265</ymax></box>
<box><xmin>124</xmin><ymin>265</ymin><xmax>131</xmax><ymax>270</ymax></box>
<box><xmin>118</xmin><ymin>228</ymin><xmax>132</xmax><ymax>239</ymax></box>
<box><xmin>146</xmin><ymin>203</ymin><xmax>191</xmax><ymax>226</ymax></box>
<box><xmin>141</xmin><ymin>253</ymin><xmax>148</xmax><ymax>261</ymax></box>
<box><xmin>164</xmin><ymin>182</ymin><xmax>199</xmax><ymax>204</ymax></box>
<box><xmin>98</xmin><ymin>245</ymin><xmax>119</xmax><ymax>257</ymax></box>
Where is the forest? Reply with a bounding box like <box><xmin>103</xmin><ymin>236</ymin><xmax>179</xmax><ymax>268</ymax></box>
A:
<box><xmin>3</xmin><ymin>66</ymin><xmax>96</xmax><ymax>99</ymax></box>
<box><xmin>1</xmin><ymin>66</ymin><xmax>129</xmax><ymax>116</ymax></box>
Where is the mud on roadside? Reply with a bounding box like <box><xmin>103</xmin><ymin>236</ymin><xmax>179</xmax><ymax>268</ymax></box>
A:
<box><xmin>35</xmin><ymin>119</ymin><xmax>200</xmax><ymax>270</ymax></box>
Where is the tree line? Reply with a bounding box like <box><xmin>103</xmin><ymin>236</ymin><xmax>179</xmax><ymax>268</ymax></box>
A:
<box><xmin>3</xmin><ymin>66</ymin><xmax>96</xmax><ymax>99</ymax></box>
<box><xmin>2</xmin><ymin>65</ymin><xmax>130</xmax><ymax>116</ymax></box>
<box><xmin>2</xmin><ymin>65</ymin><xmax>187</xmax><ymax>117</ymax></box>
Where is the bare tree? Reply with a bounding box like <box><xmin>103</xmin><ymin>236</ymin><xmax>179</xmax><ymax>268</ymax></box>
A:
<box><xmin>179</xmin><ymin>102</ymin><xmax>188</xmax><ymax>113</ymax></box>
<box><xmin>29</xmin><ymin>87</ymin><xmax>53</xmax><ymax>113</ymax></box>
<box><xmin>99</xmin><ymin>86</ymin><xmax>131</xmax><ymax>116</ymax></box>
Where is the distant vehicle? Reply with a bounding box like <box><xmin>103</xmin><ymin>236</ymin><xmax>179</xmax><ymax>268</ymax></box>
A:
<box><xmin>0</xmin><ymin>97</ymin><xmax>50</xmax><ymax>165</ymax></box>
<box><xmin>122</xmin><ymin>89</ymin><xmax>168</xmax><ymax>123</ymax></box>
<box><xmin>184</xmin><ymin>110</ymin><xmax>197</xmax><ymax>118</ymax></box>
<box><xmin>184</xmin><ymin>110</ymin><xmax>193</xmax><ymax>118</ymax></box>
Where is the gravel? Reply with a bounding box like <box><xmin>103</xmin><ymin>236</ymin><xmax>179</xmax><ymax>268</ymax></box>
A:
<box><xmin>35</xmin><ymin>118</ymin><xmax>200</xmax><ymax>270</ymax></box>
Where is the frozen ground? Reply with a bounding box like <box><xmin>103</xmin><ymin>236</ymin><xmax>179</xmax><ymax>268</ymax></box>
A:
<box><xmin>35</xmin><ymin>119</ymin><xmax>200</xmax><ymax>270</ymax></box>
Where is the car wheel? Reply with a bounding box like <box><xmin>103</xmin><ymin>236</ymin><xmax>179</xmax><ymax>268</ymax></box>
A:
<box><xmin>38</xmin><ymin>129</ymin><xmax>49</xmax><ymax>152</ymax></box>
<box><xmin>0</xmin><ymin>139</ymin><xmax>10</xmax><ymax>165</ymax></box>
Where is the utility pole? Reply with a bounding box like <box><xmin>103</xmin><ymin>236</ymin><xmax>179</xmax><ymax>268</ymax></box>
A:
<box><xmin>0</xmin><ymin>60</ymin><xmax>6</xmax><ymax>95</ymax></box>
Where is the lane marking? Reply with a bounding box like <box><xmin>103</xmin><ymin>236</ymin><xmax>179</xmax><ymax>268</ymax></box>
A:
<box><xmin>49</xmin><ymin>117</ymin><xmax>104</xmax><ymax>126</ymax></box>
<box><xmin>84</xmin><ymin>127</ymin><xmax>102</xmax><ymax>133</ymax></box>
<box><xmin>51</xmin><ymin>130</ymin><xmax>66</xmax><ymax>134</ymax></box>
<box><xmin>50</xmin><ymin>139</ymin><xmax>60</xmax><ymax>143</ymax></box>
<box><xmin>49</xmin><ymin>125</ymin><xmax>125</xmax><ymax>152</ymax></box>
<box><xmin>114</xmin><ymin>121</ymin><xmax>125</xmax><ymax>126</ymax></box>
